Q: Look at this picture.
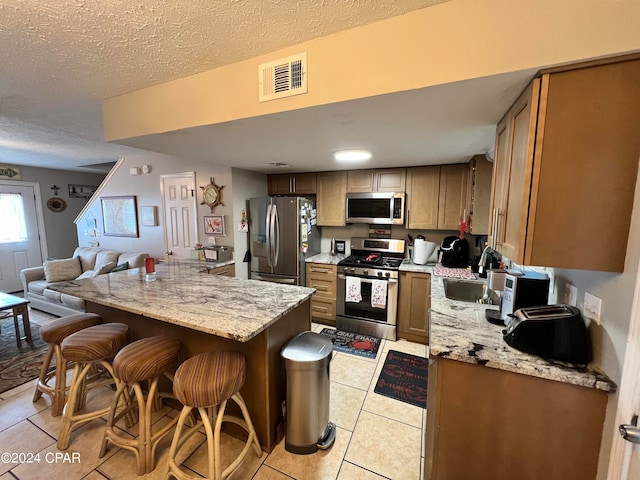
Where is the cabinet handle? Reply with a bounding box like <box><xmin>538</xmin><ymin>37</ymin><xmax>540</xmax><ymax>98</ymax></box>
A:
<box><xmin>314</xmin><ymin>285</ymin><xmax>329</xmax><ymax>291</ymax></box>
<box><xmin>495</xmin><ymin>209</ymin><xmax>505</xmax><ymax>248</ymax></box>
<box><xmin>311</xmin><ymin>267</ymin><xmax>329</xmax><ymax>273</ymax></box>
<box><xmin>312</xmin><ymin>305</ymin><xmax>328</xmax><ymax>313</ymax></box>
<box><xmin>290</xmin><ymin>177</ymin><xmax>295</xmax><ymax>193</ymax></box>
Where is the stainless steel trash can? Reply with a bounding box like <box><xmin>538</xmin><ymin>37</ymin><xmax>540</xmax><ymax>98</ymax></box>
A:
<box><xmin>281</xmin><ymin>331</ymin><xmax>336</xmax><ymax>454</ymax></box>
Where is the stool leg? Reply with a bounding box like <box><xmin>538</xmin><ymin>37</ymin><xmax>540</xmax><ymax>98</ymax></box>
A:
<box><xmin>166</xmin><ymin>405</ymin><xmax>197</xmax><ymax>480</ymax></box>
<box><xmin>33</xmin><ymin>344</ymin><xmax>55</xmax><ymax>402</ymax></box>
<box><xmin>232</xmin><ymin>392</ymin><xmax>262</xmax><ymax>457</ymax></box>
<box><xmin>58</xmin><ymin>362</ymin><xmax>92</xmax><ymax>450</ymax></box>
<box><xmin>51</xmin><ymin>345</ymin><xmax>69</xmax><ymax>416</ymax></box>
<box><xmin>203</xmin><ymin>404</ymin><xmax>223</xmax><ymax>480</ymax></box>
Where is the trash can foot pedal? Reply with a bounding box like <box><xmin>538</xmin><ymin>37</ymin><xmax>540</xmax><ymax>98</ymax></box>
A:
<box><xmin>317</xmin><ymin>421</ymin><xmax>336</xmax><ymax>450</ymax></box>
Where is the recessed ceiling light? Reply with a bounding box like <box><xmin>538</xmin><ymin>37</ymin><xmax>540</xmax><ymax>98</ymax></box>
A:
<box><xmin>333</xmin><ymin>149</ymin><xmax>372</xmax><ymax>162</ymax></box>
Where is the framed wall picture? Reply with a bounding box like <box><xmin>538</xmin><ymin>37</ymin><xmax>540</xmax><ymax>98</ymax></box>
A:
<box><xmin>101</xmin><ymin>196</ymin><xmax>139</xmax><ymax>237</ymax></box>
<box><xmin>141</xmin><ymin>205</ymin><xmax>158</xmax><ymax>226</ymax></box>
<box><xmin>68</xmin><ymin>184</ymin><xmax>98</xmax><ymax>199</ymax></box>
<box><xmin>204</xmin><ymin>215</ymin><xmax>226</xmax><ymax>236</ymax></box>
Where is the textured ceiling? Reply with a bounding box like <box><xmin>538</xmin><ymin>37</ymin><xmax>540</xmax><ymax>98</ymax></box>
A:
<box><xmin>0</xmin><ymin>0</ymin><xmax>451</xmax><ymax>172</ymax></box>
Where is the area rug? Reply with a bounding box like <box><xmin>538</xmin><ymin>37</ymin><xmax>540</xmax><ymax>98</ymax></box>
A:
<box><xmin>374</xmin><ymin>350</ymin><xmax>428</xmax><ymax>408</ymax></box>
<box><xmin>0</xmin><ymin>318</ymin><xmax>48</xmax><ymax>394</ymax></box>
<box><xmin>318</xmin><ymin>328</ymin><xmax>381</xmax><ymax>359</ymax></box>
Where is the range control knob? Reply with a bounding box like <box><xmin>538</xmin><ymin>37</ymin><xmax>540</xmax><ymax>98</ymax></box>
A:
<box><xmin>377</xmin><ymin>271</ymin><xmax>383</xmax><ymax>277</ymax></box>
<box><xmin>385</xmin><ymin>272</ymin><xmax>391</xmax><ymax>278</ymax></box>
<box><xmin>349</xmin><ymin>268</ymin><xmax>355</xmax><ymax>273</ymax></box>
<box><xmin>363</xmin><ymin>269</ymin><xmax>368</xmax><ymax>275</ymax></box>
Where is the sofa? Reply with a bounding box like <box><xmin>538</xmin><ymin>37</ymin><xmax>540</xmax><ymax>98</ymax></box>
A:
<box><xmin>20</xmin><ymin>247</ymin><xmax>149</xmax><ymax>317</ymax></box>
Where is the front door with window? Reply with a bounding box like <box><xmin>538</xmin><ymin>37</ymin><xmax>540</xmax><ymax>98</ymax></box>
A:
<box><xmin>0</xmin><ymin>182</ymin><xmax>45</xmax><ymax>293</ymax></box>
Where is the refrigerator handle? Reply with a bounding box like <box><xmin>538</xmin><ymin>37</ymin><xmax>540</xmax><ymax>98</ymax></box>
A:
<box><xmin>272</xmin><ymin>204</ymin><xmax>280</xmax><ymax>267</ymax></box>
<box><xmin>266</xmin><ymin>203</ymin><xmax>273</xmax><ymax>268</ymax></box>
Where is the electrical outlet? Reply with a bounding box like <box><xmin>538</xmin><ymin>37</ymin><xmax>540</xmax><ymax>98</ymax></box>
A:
<box><xmin>584</xmin><ymin>292</ymin><xmax>602</xmax><ymax>325</ymax></box>
<box><xmin>564</xmin><ymin>283</ymin><xmax>577</xmax><ymax>306</ymax></box>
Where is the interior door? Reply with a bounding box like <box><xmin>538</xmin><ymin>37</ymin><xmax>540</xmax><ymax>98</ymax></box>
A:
<box><xmin>608</xmin><ymin>255</ymin><xmax>640</xmax><ymax>478</ymax></box>
<box><xmin>161</xmin><ymin>173</ymin><xmax>198</xmax><ymax>260</ymax></box>
<box><xmin>0</xmin><ymin>182</ymin><xmax>45</xmax><ymax>292</ymax></box>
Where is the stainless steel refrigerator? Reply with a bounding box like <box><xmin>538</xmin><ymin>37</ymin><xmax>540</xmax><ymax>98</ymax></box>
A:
<box><xmin>249</xmin><ymin>196</ymin><xmax>320</xmax><ymax>285</ymax></box>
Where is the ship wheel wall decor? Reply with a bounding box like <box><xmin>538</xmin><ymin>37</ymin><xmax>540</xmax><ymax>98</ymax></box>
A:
<box><xmin>200</xmin><ymin>177</ymin><xmax>224</xmax><ymax>213</ymax></box>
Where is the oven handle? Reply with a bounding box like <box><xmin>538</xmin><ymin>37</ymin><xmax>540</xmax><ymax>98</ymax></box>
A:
<box><xmin>338</xmin><ymin>274</ymin><xmax>397</xmax><ymax>284</ymax></box>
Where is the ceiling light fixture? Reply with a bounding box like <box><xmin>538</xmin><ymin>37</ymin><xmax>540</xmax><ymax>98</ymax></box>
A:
<box><xmin>333</xmin><ymin>149</ymin><xmax>372</xmax><ymax>162</ymax></box>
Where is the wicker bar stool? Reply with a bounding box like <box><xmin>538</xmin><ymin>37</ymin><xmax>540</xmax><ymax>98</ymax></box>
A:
<box><xmin>57</xmin><ymin>322</ymin><xmax>130</xmax><ymax>450</ymax></box>
<box><xmin>166</xmin><ymin>351</ymin><xmax>261</xmax><ymax>480</ymax></box>
<box><xmin>100</xmin><ymin>336</ymin><xmax>181</xmax><ymax>475</ymax></box>
<box><xmin>32</xmin><ymin>313</ymin><xmax>103</xmax><ymax>416</ymax></box>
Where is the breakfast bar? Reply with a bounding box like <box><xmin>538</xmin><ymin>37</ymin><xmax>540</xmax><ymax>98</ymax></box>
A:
<box><xmin>48</xmin><ymin>260</ymin><xmax>314</xmax><ymax>452</ymax></box>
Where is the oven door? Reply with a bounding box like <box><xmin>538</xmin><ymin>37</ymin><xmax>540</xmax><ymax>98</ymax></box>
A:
<box><xmin>336</xmin><ymin>273</ymin><xmax>398</xmax><ymax>325</ymax></box>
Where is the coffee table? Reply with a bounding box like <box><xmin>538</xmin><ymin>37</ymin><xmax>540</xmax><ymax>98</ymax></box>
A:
<box><xmin>0</xmin><ymin>292</ymin><xmax>32</xmax><ymax>347</ymax></box>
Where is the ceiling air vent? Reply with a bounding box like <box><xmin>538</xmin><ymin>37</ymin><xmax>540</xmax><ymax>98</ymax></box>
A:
<box><xmin>259</xmin><ymin>53</ymin><xmax>307</xmax><ymax>102</ymax></box>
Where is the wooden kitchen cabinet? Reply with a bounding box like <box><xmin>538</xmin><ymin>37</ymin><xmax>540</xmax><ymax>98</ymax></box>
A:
<box><xmin>489</xmin><ymin>58</ymin><xmax>640</xmax><ymax>271</ymax></box>
<box><xmin>406</xmin><ymin>165</ymin><xmax>467</xmax><ymax>231</ymax></box>
<box><xmin>268</xmin><ymin>173</ymin><xmax>317</xmax><ymax>195</ymax></box>
<box><xmin>206</xmin><ymin>264</ymin><xmax>235</xmax><ymax>276</ymax></box>
<box><xmin>306</xmin><ymin>263</ymin><xmax>337</xmax><ymax>325</ymax></box>
<box><xmin>397</xmin><ymin>271</ymin><xmax>430</xmax><ymax>344</ymax></box>
<box><xmin>466</xmin><ymin>155</ymin><xmax>493</xmax><ymax>235</ymax></box>
<box><xmin>316</xmin><ymin>171</ymin><xmax>347</xmax><ymax>226</ymax></box>
<box><xmin>346</xmin><ymin>168</ymin><xmax>406</xmax><ymax>193</ymax></box>
<box><xmin>425</xmin><ymin>358</ymin><xmax>608</xmax><ymax>480</ymax></box>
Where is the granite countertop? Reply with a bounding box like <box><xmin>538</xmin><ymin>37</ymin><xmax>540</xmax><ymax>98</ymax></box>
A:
<box><xmin>400</xmin><ymin>260</ymin><xmax>616</xmax><ymax>392</ymax></box>
<box><xmin>47</xmin><ymin>260</ymin><xmax>314</xmax><ymax>342</ymax></box>
<box><xmin>305</xmin><ymin>253</ymin><xmax>346</xmax><ymax>265</ymax></box>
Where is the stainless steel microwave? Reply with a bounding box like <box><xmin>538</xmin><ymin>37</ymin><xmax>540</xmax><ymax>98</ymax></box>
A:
<box><xmin>345</xmin><ymin>192</ymin><xmax>405</xmax><ymax>225</ymax></box>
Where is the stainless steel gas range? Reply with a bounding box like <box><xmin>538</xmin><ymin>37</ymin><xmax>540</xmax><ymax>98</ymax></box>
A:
<box><xmin>336</xmin><ymin>238</ymin><xmax>405</xmax><ymax>340</ymax></box>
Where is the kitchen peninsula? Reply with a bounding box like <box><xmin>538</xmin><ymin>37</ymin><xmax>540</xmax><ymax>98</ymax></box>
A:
<box><xmin>406</xmin><ymin>264</ymin><xmax>617</xmax><ymax>480</ymax></box>
<box><xmin>48</xmin><ymin>260</ymin><xmax>315</xmax><ymax>452</ymax></box>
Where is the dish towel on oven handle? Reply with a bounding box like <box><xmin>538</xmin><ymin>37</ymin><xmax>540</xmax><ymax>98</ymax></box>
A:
<box><xmin>371</xmin><ymin>280</ymin><xmax>387</xmax><ymax>309</ymax></box>
<box><xmin>345</xmin><ymin>276</ymin><xmax>362</xmax><ymax>303</ymax></box>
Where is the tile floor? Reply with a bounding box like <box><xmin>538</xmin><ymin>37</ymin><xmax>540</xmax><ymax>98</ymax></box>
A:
<box><xmin>0</xmin><ymin>309</ymin><xmax>428</xmax><ymax>479</ymax></box>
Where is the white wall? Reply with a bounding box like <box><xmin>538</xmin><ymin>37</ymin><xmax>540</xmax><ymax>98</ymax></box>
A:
<box><xmin>230</xmin><ymin>168</ymin><xmax>268</xmax><ymax>279</ymax></box>
<box><xmin>11</xmin><ymin>165</ymin><xmax>106</xmax><ymax>258</ymax></box>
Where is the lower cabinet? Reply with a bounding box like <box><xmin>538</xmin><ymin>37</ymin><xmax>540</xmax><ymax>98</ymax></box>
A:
<box><xmin>306</xmin><ymin>263</ymin><xmax>337</xmax><ymax>326</ymax></box>
<box><xmin>425</xmin><ymin>358</ymin><xmax>608</xmax><ymax>480</ymax></box>
<box><xmin>397</xmin><ymin>271</ymin><xmax>430</xmax><ymax>344</ymax></box>
<box><xmin>206</xmin><ymin>264</ymin><xmax>235</xmax><ymax>276</ymax></box>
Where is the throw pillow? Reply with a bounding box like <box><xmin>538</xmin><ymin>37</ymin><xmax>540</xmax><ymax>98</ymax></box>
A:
<box><xmin>92</xmin><ymin>261</ymin><xmax>117</xmax><ymax>276</ymax></box>
<box><xmin>75</xmin><ymin>271</ymin><xmax>95</xmax><ymax>280</ymax></box>
<box><xmin>111</xmin><ymin>262</ymin><xmax>129</xmax><ymax>272</ymax></box>
<box><xmin>44</xmin><ymin>257</ymin><xmax>82</xmax><ymax>283</ymax></box>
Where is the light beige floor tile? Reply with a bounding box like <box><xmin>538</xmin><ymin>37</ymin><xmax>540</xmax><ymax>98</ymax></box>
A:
<box><xmin>0</xmin><ymin>378</ymin><xmax>38</xmax><ymax>400</ymax></box>
<box><xmin>330</xmin><ymin>382</ymin><xmax>366</xmax><ymax>432</ymax></box>
<box><xmin>345</xmin><ymin>411</ymin><xmax>421</xmax><ymax>480</ymax></box>
<box><xmin>0</xmin><ymin>388</ymin><xmax>49</xmax><ymax>432</ymax></box>
<box><xmin>98</xmin><ymin>418</ymin><xmax>206</xmax><ymax>480</ymax></box>
<box><xmin>12</xmin><ymin>418</ymin><xmax>119</xmax><ymax>480</ymax></box>
<box><xmin>253</xmin><ymin>464</ymin><xmax>295</xmax><ymax>479</ymax></box>
<box><xmin>337</xmin><ymin>461</ymin><xmax>387</xmax><ymax>479</ymax></box>
<box><xmin>82</xmin><ymin>471</ymin><xmax>109</xmax><ymax>480</ymax></box>
<box><xmin>382</xmin><ymin>339</ymin><xmax>427</xmax><ymax>358</ymax></box>
<box><xmin>330</xmin><ymin>353</ymin><xmax>377</xmax><ymax>391</ymax></box>
<box><xmin>264</xmin><ymin>426</ymin><xmax>351</xmax><ymax>480</ymax></box>
<box><xmin>184</xmin><ymin>429</ymin><xmax>266</xmax><ymax>479</ymax></box>
<box><xmin>0</xmin><ymin>420</ymin><xmax>55</xmax><ymax>475</ymax></box>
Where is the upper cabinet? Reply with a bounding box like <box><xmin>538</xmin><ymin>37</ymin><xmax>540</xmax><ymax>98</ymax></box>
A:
<box><xmin>347</xmin><ymin>168</ymin><xmax>406</xmax><ymax>193</ymax></box>
<box><xmin>406</xmin><ymin>164</ymin><xmax>467</xmax><ymax>230</ymax></box>
<box><xmin>268</xmin><ymin>173</ymin><xmax>317</xmax><ymax>195</ymax></box>
<box><xmin>489</xmin><ymin>58</ymin><xmax>640</xmax><ymax>272</ymax></box>
<box><xmin>316</xmin><ymin>171</ymin><xmax>347</xmax><ymax>226</ymax></box>
<box><xmin>466</xmin><ymin>155</ymin><xmax>493</xmax><ymax>235</ymax></box>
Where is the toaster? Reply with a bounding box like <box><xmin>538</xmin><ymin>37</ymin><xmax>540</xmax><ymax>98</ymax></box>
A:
<box><xmin>503</xmin><ymin>304</ymin><xmax>592</xmax><ymax>365</ymax></box>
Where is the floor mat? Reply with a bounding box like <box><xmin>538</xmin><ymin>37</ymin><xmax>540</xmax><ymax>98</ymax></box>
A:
<box><xmin>318</xmin><ymin>328</ymin><xmax>381</xmax><ymax>359</ymax></box>
<box><xmin>374</xmin><ymin>350</ymin><xmax>428</xmax><ymax>408</ymax></box>
<box><xmin>0</xmin><ymin>318</ymin><xmax>48</xmax><ymax>394</ymax></box>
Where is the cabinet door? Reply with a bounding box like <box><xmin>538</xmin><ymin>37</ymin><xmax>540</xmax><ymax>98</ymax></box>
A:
<box><xmin>397</xmin><ymin>271</ymin><xmax>430</xmax><ymax>344</ymax></box>
<box><xmin>489</xmin><ymin>114</ymin><xmax>513</xmax><ymax>250</ymax></box>
<box><xmin>316</xmin><ymin>172</ymin><xmax>347</xmax><ymax>226</ymax></box>
<box><xmin>292</xmin><ymin>173</ymin><xmax>317</xmax><ymax>194</ymax></box>
<box><xmin>468</xmin><ymin>156</ymin><xmax>493</xmax><ymax>235</ymax></box>
<box><xmin>406</xmin><ymin>166</ymin><xmax>440</xmax><ymax>229</ymax></box>
<box><xmin>501</xmin><ymin>80</ymin><xmax>540</xmax><ymax>262</ymax></box>
<box><xmin>376</xmin><ymin>168</ymin><xmax>406</xmax><ymax>192</ymax></box>
<box><xmin>438</xmin><ymin>164</ymin><xmax>468</xmax><ymax>231</ymax></box>
<box><xmin>268</xmin><ymin>174</ymin><xmax>292</xmax><ymax>195</ymax></box>
<box><xmin>207</xmin><ymin>264</ymin><xmax>235</xmax><ymax>276</ymax></box>
<box><xmin>347</xmin><ymin>170</ymin><xmax>376</xmax><ymax>192</ymax></box>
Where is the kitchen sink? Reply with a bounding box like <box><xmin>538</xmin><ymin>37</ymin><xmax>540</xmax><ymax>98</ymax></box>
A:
<box><xmin>442</xmin><ymin>279</ymin><xmax>497</xmax><ymax>304</ymax></box>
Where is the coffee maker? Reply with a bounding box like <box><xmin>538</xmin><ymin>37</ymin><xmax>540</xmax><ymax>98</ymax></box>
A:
<box><xmin>439</xmin><ymin>236</ymin><xmax>469</xmax><ymax>267</ymax></box>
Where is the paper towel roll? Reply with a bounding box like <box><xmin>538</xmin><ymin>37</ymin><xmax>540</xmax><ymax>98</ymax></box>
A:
<box><xmin>413</xmin><ymin>239</ymin><xmax>437</xmax><ymax>265</ymax></box>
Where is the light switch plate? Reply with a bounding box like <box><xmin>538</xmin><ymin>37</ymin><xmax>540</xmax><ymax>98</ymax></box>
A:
<box><xmin>584</xmin><ymin>292</ymin><xmax>602</xmax><ymax>325</ymax></box>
